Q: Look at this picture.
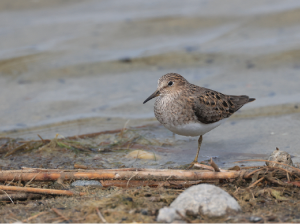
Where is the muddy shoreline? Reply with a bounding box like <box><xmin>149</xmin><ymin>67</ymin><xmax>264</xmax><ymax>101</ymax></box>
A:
<box><xmin>0</xmin><ymin>126</ymin><xmax>300</xmax><ymax>222</ymax></box>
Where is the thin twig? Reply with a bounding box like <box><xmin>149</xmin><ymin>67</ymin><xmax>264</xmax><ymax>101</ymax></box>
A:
<box><xmin>0</xmin><ymin>193</ymin><xmax>41</xmax><ymax>201</ymax></box>
<box><xmin>166</xmin><ymin>175</ymin><xmax>174</xmax><ymax>181</ymax></box>
<box><xmin>265</xmin><ymin>175</ymin><xmax>294</xmax><ymax>187</ymax></box>
<box><xmin>52</xmin><ymin>208</ymin><xmax>69</xmax><ymax>222</ymax></box>
<box><xmin>22</xmin><ymin>211</ymin><xmax>48</xmax><ymax>223</ymax></box>
<box><xmin>240</xmin><ymin>166</ymin><xmax>263</xmax><ymax>170</ymax></box>
<box><xmin>176</xmin><ymin>210</ymin><xmax>191</xmax><ymax>223</ymax></box>
<box><xmin>25</xmin><ymin>171</ymin><xmax>41</xmax><ymax>187</ymax></box>
<box><xmin>119</xmin><ymin>120</ymin><xmax>130</xmax><ymax>138</ymax></box>
<box><xmin>0</xmin><ymin>190</ymin><xmax>14</xmax><ymax>204</ymax></box>
<box><xmin>248</xmin><ymin>177</ymin><xmax>264</xmax><ymax>188</ymax></box>
<box><xmin>37</xmin><ymin>134</ymin><xmax>46</xmax><ymax>144</ymax></box>
<box><xmin>96</xmin><ymin>208</ymin><xmax>107</xmax><ymax>223</ymax></box>
<box><xmin>209</xmin><ymin>158</ymin><xmax>220</xmax><ymax>172</ymax></box>
<box><xmin>269</xmin><ymin>166</ymin><xmax>293</xmax><ymax>175</ymax></box>
<box><xmin>0</xmin><ymin>185</ymin><xmax>86</xmax><ymax>196</ymax></box>
<box><xmin>4</xmin><ymin>143</ymin><xmax>28</xmax><ymax>158</ymax></box>
<box><xmin>0</xmin><ymin>143</ymin><xmax>7</xmax><ymax>151</ymax></box>
<box><xmin>235</xmin><ymin>159</ymin><xmax>300</xmax><ymax>173</ymax></box>
<box><xmin>244</xmin><ymin>167</ymin><xmax>266</xmax><ymax>178</ymax></box>
<box><xmin>126</xmin><ymin>173</ymin><xmax>138</xmax><ymax>188</ymax></box>
<box><xmin>193</xmin><ymin>163</ymin><xmax>215</xmax><ymax>171</ymax></box>
<box><xmin>101</xmin><ymin>180</ymin><xmax>203</xmax><ymax>188</ymax></box>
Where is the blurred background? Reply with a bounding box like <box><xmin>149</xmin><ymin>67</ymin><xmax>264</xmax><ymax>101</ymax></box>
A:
<box><xmin>0</xmin><ymin>0</ymin><xmax>300</xmax><ymax>165</ymax></box>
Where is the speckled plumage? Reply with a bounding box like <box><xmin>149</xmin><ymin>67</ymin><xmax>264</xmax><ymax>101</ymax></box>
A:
<box><xmin>143</xmin><ymin>73</ymin><xmax>255</xmax><ymax>167</ymax></box>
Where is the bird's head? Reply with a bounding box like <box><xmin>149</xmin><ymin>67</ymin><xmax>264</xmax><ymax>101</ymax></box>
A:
<box><xmin>143</xmin><ymin>73</ymin><xmax>188</xmax><ymax>104</ymax></box>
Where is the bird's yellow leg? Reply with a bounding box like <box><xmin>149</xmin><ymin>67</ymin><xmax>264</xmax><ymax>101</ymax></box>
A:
<box><xmin>186</xmin><ymin>135</ymin><xmax>203</xmax><ymax>169</ymax></box>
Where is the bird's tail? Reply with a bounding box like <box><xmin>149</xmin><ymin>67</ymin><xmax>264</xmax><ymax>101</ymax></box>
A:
<box><xmin>248</xmin><ymin>98</ymin><xmax>256</xmax><ymax>103</ymax></box>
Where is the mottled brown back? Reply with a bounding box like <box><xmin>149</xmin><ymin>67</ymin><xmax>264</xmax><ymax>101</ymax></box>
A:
<box><xmin>190</xmin><ymin>85</ymin><xmax>255</xmax><ymax>124</ymax></box>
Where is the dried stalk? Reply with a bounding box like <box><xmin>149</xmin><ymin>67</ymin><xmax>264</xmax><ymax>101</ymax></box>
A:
<box><xmin>265</xmin><ymin>175</ymin><xmax>294</xmax><ymax>187</ymax></box>
<box><xmin>96</xmin><ymin>208</ymin><xmax>107</xmax><ymax>223</ymax></box>
<box><xmin>248</xmin><ymin>177</ymin><xmax>264</xmax><ymax>188</ymax></box>
<box><xmin>4</xmin><ymin>143</ymin><xmax>28</xmax><ymax>158</ymax></box>
<box><xmin>0</xmin><ymin>193</ymin><xmax>41</xmax><ymax>201</ymax></box>
<box><xmin>244</xmin><ymin>167</ymin><xmax>266</xmax><ymax>179</ymax></box>
<box><xmin>22</xmin><ymin>211</ymin><xmax>48</xmax><ymax>223</ymax></box>
<box><xmin>101</xmin><ymin>180</ymin><xmax>204</xmax><ymax>188</ymax></box>
<box><xmin>193</xmin><ymin>163</ymin><xmax>215</xmax><ymax>171</ymax></box>
<box><xmin>209</xmin><ymin>158</ymin><xmax>220</xmax><ymax>172</ymax></box>
<box><xmin>0</xmin><ymin>185</ymin><xmax>86</xmax><ymax>196</ymax></box>
<box><xmin>37</xmin><ymin>134</ymin><xmax>47</xmax><ymax>144</ymax></box>
<box><xmin>52</xmin><ymin>208</ymin><xmax>69</xmax><ymax>221</ymax></box>
<box><xmin>236</xmin><ymin>159</ymin><xmax>300</xmax><ymax>174</ymax></box>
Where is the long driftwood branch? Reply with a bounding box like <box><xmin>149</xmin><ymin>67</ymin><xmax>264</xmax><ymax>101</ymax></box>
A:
<box><xmin>0</xmin><ymin>168</ymin><xmax>242</xmax><ymax>182</ymax></box>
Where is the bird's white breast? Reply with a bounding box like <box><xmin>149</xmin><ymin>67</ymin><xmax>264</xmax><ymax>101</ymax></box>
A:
<box><xmin>164</xmin><ymin>119</ymin><xmax>227</xmax><ymax>137</ymax></box>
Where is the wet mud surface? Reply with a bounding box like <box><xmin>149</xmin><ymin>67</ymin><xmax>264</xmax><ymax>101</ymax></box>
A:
<box><xmin>1</xmin><ymin>123</ymin><xmax>299</xmax><ymax>171</ymax></box>
<box><xmin>1</xmin><ymin>0</ymin><xmax>300</xmax><ymax>137</ymax></box>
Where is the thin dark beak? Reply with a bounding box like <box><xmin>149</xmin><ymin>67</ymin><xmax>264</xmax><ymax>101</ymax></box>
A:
<box><xmin>143</xmin><ymin>90</ymin><xmax>160</xmax><ymax>104</ymax></box>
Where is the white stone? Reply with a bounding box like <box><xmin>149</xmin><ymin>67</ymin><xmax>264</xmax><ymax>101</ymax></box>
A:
<box><xmin>157</xmin><ymin>184</ymin><xmax>241</xmax><ymax>222</ymax></box>
<box><xmin>157</xmin><ymin>207</ymin><xmax>178</xmax><ymax>223</ymax></box>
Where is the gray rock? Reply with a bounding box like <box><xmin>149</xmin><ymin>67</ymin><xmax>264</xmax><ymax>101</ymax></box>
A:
<box><xmin>71</xmin><ymin>180</ymin><xmax>102</xmax><ymax>187</ymax></box>
<box><xmin>171</xmin><ymin>220</ymin><xmax>187</xmax><ymax>224</ymax></box>
<box><xmin>266</xmin><ymin>148</ymin><xmax>294</xmax><ymax>169</ymax></box>
<box><xmin>249</xmin><ymin>216</ymin><xmax>262</xmax><ymax>222</ymax></box>
<box><xmin>157</xmin><ymin>184</ymin><xmax>241</xmax><ymax>222</ymax></box>
<box><xmin>157</xmin><ymin>207</ymin><xmax>178</xmax><ymax>223</ymax></box>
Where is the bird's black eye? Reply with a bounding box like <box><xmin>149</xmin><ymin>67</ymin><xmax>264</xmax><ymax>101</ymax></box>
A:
<box><xmin>168</xmin><ymin>81</ymin><xmax>173</xmax><ymax>86</ymax></box>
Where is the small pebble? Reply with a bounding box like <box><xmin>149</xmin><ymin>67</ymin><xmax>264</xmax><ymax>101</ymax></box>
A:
<box><xmin>124</xmin><ymin>197</ymin><xmax>133</xmax><ymax>202</ymax></box>
<box><xmin>249</xmin><ymin>216</ymin><xmax>262</xmax><ymax>222</ymax></box>
<box><xmin>141</xmin><ymin>209</ymin><xmax>148</xmax><ymax>215</ymax></box>
<box><xmin>126</xmin><ymin>150</ymin><xmax>161</xmax><ymax>160</ymax></box>
<box><xmin>172</xmin><ymin>220</ymin><xmax>187</xmax><ymax>223</ymax></box>
<box><xmin>71</xmin><ymin>180</ymin><xmax>102</xmax><ymax>187</ymax></box>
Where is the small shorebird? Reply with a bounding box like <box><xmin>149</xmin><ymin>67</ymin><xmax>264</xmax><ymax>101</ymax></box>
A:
<box><xmin>143</xmin><ymin>73</ymin><xmax>255</xmax><ymax>168</ymax></box>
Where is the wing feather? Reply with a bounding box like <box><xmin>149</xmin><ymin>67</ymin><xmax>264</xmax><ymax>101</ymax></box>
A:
<box><xmin>191</xmin><ymin>87</ymin><xmax>254</xmax><ymax>124</ymax></box>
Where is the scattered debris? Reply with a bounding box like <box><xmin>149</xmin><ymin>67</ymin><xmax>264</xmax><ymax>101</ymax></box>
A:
<box><xmin>0</xmin><ymin>128</ymin><xmax>300</xmax><ymax>222</ymax></box>
<box><xmin>266</xmin><ymin>147</ymin><xmax>294</xmax><ymax>170</ymax></box>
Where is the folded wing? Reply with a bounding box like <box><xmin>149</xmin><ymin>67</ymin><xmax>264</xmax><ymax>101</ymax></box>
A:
<box><xmin>191</xmin><ymin>87</ymin><xmax>255</xmax><ymax>124</ymax></box>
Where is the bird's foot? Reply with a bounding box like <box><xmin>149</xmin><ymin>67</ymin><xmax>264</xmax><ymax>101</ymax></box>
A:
<box><xmin>185</xmin><ymin>161</ymin><xmax>197</xmax><ymax>170</ymax></box>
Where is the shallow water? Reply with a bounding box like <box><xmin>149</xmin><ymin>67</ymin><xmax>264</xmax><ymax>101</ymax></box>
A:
<box><xmin>0</xmin><ymin>0</ymin><xmax>300</xmax><ymax>167</ymax></box>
